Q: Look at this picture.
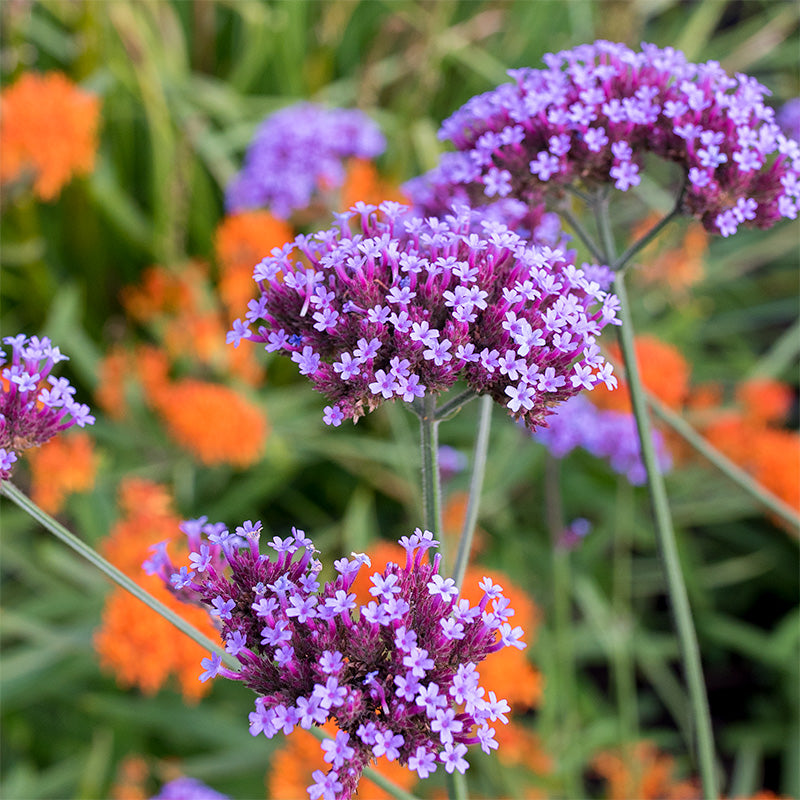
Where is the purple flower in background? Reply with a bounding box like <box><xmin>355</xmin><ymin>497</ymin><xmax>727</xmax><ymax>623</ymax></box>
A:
<box><xmin>437</xmin><ymin>41</ymin><xmax>800</xmax><ymax>236</ymax></box>
<box><xmin>0</xmin><ymin>334</ymin><xmax>95</xmax><ymax>479</ymax></box>
<box><xmin>558</xmin><ymin>517</ymin><xmax>592</xmax><ymax>550</ymax></box>
<box><xmin>155</xmin><ymin>525</ymin><xmax>523</xmax><ymax>800</ymax></box>
<box><xmin>225</xmin><ymin>103</ymin><xmax>386</xmax><ymax>218</ymax></box>
<box><xmin>229</xmin><ymin>202</ymin><xmax>620</xmax><ymax>431</ymax></box>
<box><xmin>533</xmin><ymin>394</ymin><xmax>671</xmax><ymax>485</ymax></box>
<box><xmin>149</xmin><ymin>776</ymin><xmax>230</xmax><ymax>800</ymax></box>
<box><xmin>777</xmin><ymin>98</ymin><xmax>800</xmax><ymax>142</ymax></box>
<box><xmin>403</xmin><ymin>153</ymin><xmax>563</xmax><ymax>247</ymax></box>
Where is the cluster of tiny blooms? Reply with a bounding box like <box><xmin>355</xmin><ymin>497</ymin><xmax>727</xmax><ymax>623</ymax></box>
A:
<box><xmin>149</xmin><ymin>777</ymin><xmax>230</xmax><ymax>800</ymax></box>
<box><xmin>147</xmin><ymin>524</ymin><xmax>525</xmax><ymax>800</ymax></box>
<box><xmin>403</xmin><ymin>154</ymin><xmax>562</xmax><ymax>247</ymax></box>
<box><xmin>227</xmin><ymin>202</ymin><xmax>620</xmax><ymax>431</ymax></box>
<box><xmin>1</xmin><ymin>335</ymin><xmax>95</xmax><ymax>479</ymax></box>
<box><xmin>533</xmin><ymin>394</ymin><xmax>671</xmax><ymax>485</ymax></box>
<box><xmin>225</xmin><ymin>103</ymin><xmax>386</xmax><ymax>218</ymax></box>
<box><xmin>0</xmin><ymin>71</ymin><xmax>100</xmax><ymax>200</ymax></box>
<box><xmin>437</xmin><ymin>41</ymin><xmax>800</xmax><ymax>237</ymax></box>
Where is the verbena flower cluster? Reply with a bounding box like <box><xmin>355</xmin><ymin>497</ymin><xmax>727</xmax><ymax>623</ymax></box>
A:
<box><xmin>227</xmin><ymin>201</ymin><xmax>620</xmax><ymax>430</ymax></box>
<box><xmin>225</xmin><ymin>103</ymin><xmax>386</xmax><ymax>218</ymax></box>
<box><xmin>437</xmin><ymin>41</ymin><xmax>800</xmax><ymax>237</ymax></box>
<box><xmin>533</xmin><ymin>394</ymin><xmax>671</xmax><ymax>485</ymax></box>
<box><xmin>147</xmin><ymin>523</ymin><xmax>524</xmax><ymax>800</ymax></box>
<box><xmin>403</xmin><ymin>154</ymin><xmax>563</xmax><ymax>246</ymax></box>
<box><xmin>1</xmin><ymin>334</ymin><xmax>95</xmax><ymax>479</ymax></box>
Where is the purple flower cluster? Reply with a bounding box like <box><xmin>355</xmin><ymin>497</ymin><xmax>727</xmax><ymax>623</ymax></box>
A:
<box><xmin>0</xmin><ymin>334</ymin><xmax>95</xmax><ymax>479</ymax></box>
<box><xmin>533</xmin><ymin>394</ymin><xmax>671</xmax><ymax>485</ymax></box>
<box><xmin>225</xmin><ymin>103</ymin><xmax>386</xmax><ymax>218</ymax></box>
<box><xmin>227</xmin><ymin>201</ymin><xmax>620</xmax><ymax>431</ymax></box>
<box><xmin>437</xmin><ymin>41</ymin><xmax>800</xmax><ymax>237</ymax></box>
<box><xmin>147</xmin><ymin>523</ymin><xmax>523</xmax><ymax>800</ymax></box>
<box><xmin>149</xmin><ymin>777</ymin><xmax>230</xmax><ymax>800</ymax></box>
<box><xmin>403</xmin><ymin>153</ymin><xmax>563</xmax><ymax>247</ymax></box>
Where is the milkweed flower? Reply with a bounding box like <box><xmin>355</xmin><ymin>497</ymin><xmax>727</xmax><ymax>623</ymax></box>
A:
<box><xmin>534</xmin><ymin>394</ymin><xmax>672</xmax><ymax>485</ymax></box>
<box><xmin>214</xmin><ymin>211</ymin><xmax>294</xmax><ymax>320</ymax></box>
<box><xmin>225</xmin><ymin>104</ymin><xmax>386</xmax><ymax>218</ymax></box>
<box><xmin>229</xmin><ymin>202</ymin><xmax>620</xmax><ymax>431</ymax></box>
<box><xmin>437</xmin><ymin>41</ymin><xmax>800</xmax><ymax>237</ymax></box>
<box><xmin>0</xmin><ymin>71</ymin><xmax>100</xmax><ymax>200</ymax></box>
<box><xmin>0</xmin><ymin>334</ymin><xmax>95</xmax><ymax>479</ymax></box>
<box><xmin>94</xmin><ymin>480</ymin><xmax>218</xmax><ymax>701</ymax></box>
<box><xmin>27</xmin><ymin>431</ymin><xmax>98</xmax><ymax>513</ymax></box>
<box><xmin>152</xmin><ymin>524</ymin><xmax>525</xmax><ymax>799</ymax></box>
<box><xmin>153</xmin><ymin>379</ymin><xmax>268</xmax><ymax>468</ymax></box>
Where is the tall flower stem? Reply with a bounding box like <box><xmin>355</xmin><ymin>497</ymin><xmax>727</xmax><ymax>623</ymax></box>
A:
<box><xmin>593</xmin><ymin>197</ymin><xmax>719</xmax><ymax>799</ymax></box>
<box><xmin>419</xmin><ymin>394</ymin><xmax>443</xmax><ymax>542</ymax></box>
<box><xmin>419</xmin><ymin>393</ymin><xmax>467</xmax><ymax>800</ymax></box>
<box><xmin>451</xmin><ymin>395</ymin><xmax>493</xmax><ymax>589</ymax></box>
<box><xmin>0</xmin><ymin>480</ymin><xmax>238</xmax><ymax>670</ymax></box>
<box><xmin>612</xmin><ymin>477</ymin><xmax>639</xmax><ymax>747</ymax></box>
<box><xmin>545</xmin><ymin>454</ymin><xmax>582</xmax><ymax>800</ymax></box>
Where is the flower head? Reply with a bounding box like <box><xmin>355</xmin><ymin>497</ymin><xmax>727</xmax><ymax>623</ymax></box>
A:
<box><xmin>533</xmin><ymin>394</ymin><xmax>672</xmax><ymax>485</ymax></box>
<box><xmin>152</xmin><ymin>379</ymin><xmax>268</xmax><ymax>468</ymax></box>
<box><xmin>231</xmin><ymin>202</ymin><xmax>619</xmax><ymax>431</ymax></box>
<box><xmin>0</xmin><ymin>334</ymin><xmax>95</xmax><ymax>478</ymax></box>
<box><xmin>438</xmin><ymin>41</ymin><xmax>800</xmax><ymax>236</ymax></box>
<box><xmin>0</xmin><ymin>71</ymin><xmax>100</xmax><ymax>200</ymax></box>
<box><xmin>158</xmin><ymin>525</ymin><xmax>523</xmax><ymax>799</ymax></box>
<box><xmin>226</xmin><ymin>104</ymin><xmax>386</xmax><ymax>218</ymax></box>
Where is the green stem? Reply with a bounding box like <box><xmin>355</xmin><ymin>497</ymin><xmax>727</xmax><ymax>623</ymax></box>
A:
<box><xmin>647</xmin><ymin>393</ymin><xmax>800</xmax><ymax>535</ymax></box>
<box><xmin>434</xmin><ymin>388</ymin><xmax>478</xmax><ymax>421</ymax></box>
<box><xmin>545</xmin><ymin>454</ymin><xmax>582</xmax><ymax>800</ymax></box>
<box><xmin>608</xmin><ymin>267</ymin><xmax>719</xmax><ymax>799</ymax></box>
<box><xmin>0</xmin><ymin>481</ymin><xmax>237</xmax><ymax>670</ymax></box>
<box><xmin>451</xmin><ymin>395</ymin><xmax>493</xmax><ymax>589</ymax></box>
<box><xmin>419</xmin><ymin>394</ymin><xmax>442</xmax><ymax>543</ymax></box>
<box><xmin>612</xmin><ymin>478</ymin><xmax>639</xmax><ymax>746</ymax></box>
<box><xmin>612</xmin><ymin>185</ymin><xmax>685</xmax><ymax>273</ymax></box>
<box><xmin>560</xmin><ymin>203</ymin><xmax>606</xmax><ymax>264</ymax></box>
<box><xmin>446</xmin><ymin>771</ymin><xmax>468</xmax><ymax>800</ymax></box>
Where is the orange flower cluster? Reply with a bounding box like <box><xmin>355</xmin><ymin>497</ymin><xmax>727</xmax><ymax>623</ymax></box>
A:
<box><xmin>110</xmin><ymin>755</ymin><xmax>149</xmax><ymax>800</ymax></box>
<box><xmin>592</xmin><ymin>741</ymin><xmax>699</xmax><ymax>800</ymax></box>
<box><xmin>702</xmin><ymin>378</ymin><xmax>799</xmax><ymax>520</ymax></box>
<box><xmin>0</xmin><ymin>71</ymin><xmax>100</xmax><ymax>200</ymax></box>
<box><xmin>25</xmin><ymin>431</ymin><xmax>98</xmax><ymax>513</ymax></box>
<box><xmin>214</xmin><ymin>211</ymin><xmax>293</xmax><ymax>320</ymax></box>
<box><xmin>592</xmin><ymin>335</ymin><xmax>691</xmax><ymax>414</ymax></box>
<box><xmin>268</xmin><ymin>723</ymin><xmax>416</xmax><ymax>800</ymax></box>
<box><xmin>120</xmin><ymin>262</ymin><xmax>264</xmax><ymax>386</ymax></box>
<box><xmin>339</xmin><ymin>158</ymin><xmax>408</xmax><ymax>211</ymax></box>
<box><xmin>94</xmin><ymin>479</ymin><xmax>218</xmax><ymax>702</ymax></box>
<box><xmin>95</xmin><ymin>345</ymin><xmax>269</xmax><ymax>468</ymax></box>
<box><xmin>154</xmin><ymin>378</ymin><xmax>269</xmax><ymax>468</ymax></box>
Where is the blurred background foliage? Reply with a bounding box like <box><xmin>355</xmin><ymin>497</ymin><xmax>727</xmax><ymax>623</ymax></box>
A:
<box><xmin>0</xmin><ymin>1</ymin><xmax>798</xmax><ymax>799</ymax></box>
